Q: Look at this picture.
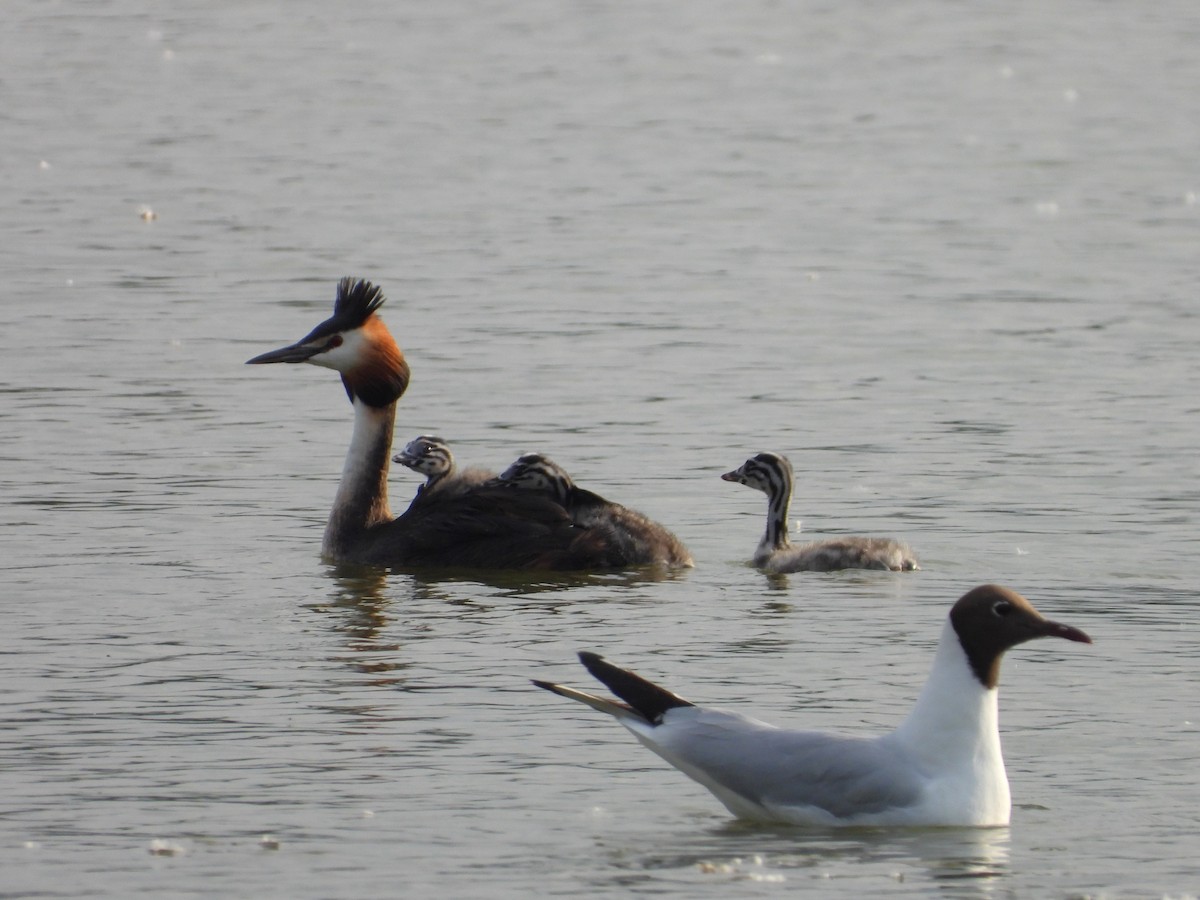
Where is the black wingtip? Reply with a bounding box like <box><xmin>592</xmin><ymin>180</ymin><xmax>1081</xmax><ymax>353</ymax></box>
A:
<box><xmin>576</xmin><ymin>651</ymin><xmax>693</xmax><ymax>723</ymax></box>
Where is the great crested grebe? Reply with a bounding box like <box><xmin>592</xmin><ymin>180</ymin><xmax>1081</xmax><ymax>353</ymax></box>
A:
<box><xmin>497</xmin><ymin>453</ymin><xmax>693</xmax><ymax>568</ymax></box>
<box><xmin>722</xmin><ymin>452</ymin><xmax>918</xmax><ymax>573</ymax></box>
<box><xmin>532</xmin><ymin>585</ymin><xmax>1090</xmax><ymax>827</ymax></box>
<box><xmin>247</xmin><ymin>278</ymin><xmax>681</xmax><ymax>570</ymax></box>
<box><xmin>393</xmin><ymin>435</ymin><xmax>495</xmax><ymax>501</ymax></box>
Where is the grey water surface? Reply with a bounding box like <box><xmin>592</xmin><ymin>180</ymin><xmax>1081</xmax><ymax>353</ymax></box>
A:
<box><xmin>2</xmin><ymin>2</ymin><xmax>1199</xmax><ymax>897</ymax></box>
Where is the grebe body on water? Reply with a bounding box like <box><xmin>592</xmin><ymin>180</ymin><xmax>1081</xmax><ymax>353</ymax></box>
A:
<box><xmin>498</xmin><ymin>453</ymin><xmax>693</xmax><ymax>568</ymax></box>
<box><xmin>722</xmin><ymin>452</ymin><xmax>917</xmax><ymax>573</ymax></box>
<box><xmin>246</xmin><ymin>278</ymin><xmax>685</xmax><ymax>571</ymax></box>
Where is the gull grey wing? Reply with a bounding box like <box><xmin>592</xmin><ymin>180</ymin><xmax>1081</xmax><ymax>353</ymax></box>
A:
<box><xmin>646</xmin><ymin>708</ymin><xmax>925</xmax><ymax>820</ymax></box>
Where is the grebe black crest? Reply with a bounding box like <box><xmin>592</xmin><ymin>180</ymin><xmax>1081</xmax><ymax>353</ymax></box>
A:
<box><xmin>722</xmin><ymin>451</ymin><xmax>918</xmax><ymax>573</ymax></box>
<box><xmin>246</xmin><ymin>278</ymin><xmax>688</xmax><ymax>571</ymax></box>
<box><xmin>498</xmin><ymin>452</ymin><xmax>693</xmax><ymax>568</ymax></box>
<box><xmin>320</xmin><ymin>277</ymin><xmax>387</xmax><ymax>333</ymax></box>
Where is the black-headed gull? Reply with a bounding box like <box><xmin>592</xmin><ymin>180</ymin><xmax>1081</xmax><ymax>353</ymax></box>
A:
<box><xmin>533</xmin><ymin>584</ymin><xmax>1091</xmax><ymax>827</ymax></box>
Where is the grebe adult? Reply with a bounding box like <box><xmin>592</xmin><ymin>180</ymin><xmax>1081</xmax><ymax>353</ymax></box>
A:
<box><xmin>393</xmin><ymin>435</ymin><xmax>495</xmax><ymax>500</ymax></box>
<box><xmin>498</xmin><ymin>453</ymin><xmax>693</xmax><ymax>568</ymax></box>
<box><xmin>722</xmin><ymin>452</ymin><xmax>918</xmax><ymax>572</ymax></box>
<box><xmin>246</xmin><ymin>278</ymin><xmax>673</xmax><ymax>570</ymax></box>
<box><xmin>533</xmin><ymin>585</ymin><xmax>1091</xmax><ymax>827</ymax></box>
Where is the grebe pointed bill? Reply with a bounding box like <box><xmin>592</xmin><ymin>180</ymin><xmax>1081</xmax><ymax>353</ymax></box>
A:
<box><xmin>246</xmin><ymin>278</ymin><xmax>690</xmax><ymax>572</ymax></box>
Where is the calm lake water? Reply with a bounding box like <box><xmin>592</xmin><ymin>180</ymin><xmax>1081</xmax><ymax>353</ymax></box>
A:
<box><xmin>3</xmin><ymin>1</ymin><xmax>1199</xmax><ymax>897</ymax></box>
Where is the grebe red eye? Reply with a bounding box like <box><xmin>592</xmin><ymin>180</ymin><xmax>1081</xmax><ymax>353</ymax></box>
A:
<box><xmin>326</xmin><ymin>335</ymin><xmax>343</xmax><ymax>349</ymax></box>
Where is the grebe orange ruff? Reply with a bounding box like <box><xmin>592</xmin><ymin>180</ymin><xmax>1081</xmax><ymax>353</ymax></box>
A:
<box><xmin>247</xmin><ymin>278</ymin><xmax>688</xmax><ymax>571</ymax></box>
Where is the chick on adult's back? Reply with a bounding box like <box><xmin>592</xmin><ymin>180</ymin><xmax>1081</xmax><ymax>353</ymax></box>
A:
<box><xmin>393</xmin><ymin>435</ymin><xmax>496</xmax><ymax>504</ymax></box>
<box><xmin>246</xmin><ymin>278</ymin><xmax>673</xmax><ymax>571</ymax></box>
<box><xmin>498</xmin><ymin>453</ymin><xmax>693</xmax><ymax>568</ymax></box>
<box><xmin>722</xmin><ymin>452</ymin><xmax>917</xmax><ymax>572</ymax></box>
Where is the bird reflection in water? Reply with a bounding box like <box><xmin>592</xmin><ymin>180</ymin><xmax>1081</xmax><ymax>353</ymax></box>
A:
<box><xmin>313</xmin><ymin>565</ymin><xmax>404</xmax><ymax>687</ymax></box>
<box><xmin>628</xmin><ymin>822</ymin><xmax>1010</xmax><ymax>893</ymax></box>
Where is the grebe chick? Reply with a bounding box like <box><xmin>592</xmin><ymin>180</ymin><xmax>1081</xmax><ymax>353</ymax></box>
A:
<box><xmin>499</xmin><ymin>453</ymin><xmax>693</xmax><ymax>568</ymax></box>
<box><xmin>393</xmin><ymin>435</ymin><xmax>495</xmax><ymax>499</ymax></box>
<box><xmin>246</xmin><ymin>278</ymin><xmax>673</xmax><ymax>571</ymax></box>
<box><xmin>722</xmin><ymin>452</ymin><xmax>918</xmax><ymax>573</ymax></box>
<box><xmin>497</xmin><ymin>453</ymin><xmax>581</xmax><ymax>503</ymax></box>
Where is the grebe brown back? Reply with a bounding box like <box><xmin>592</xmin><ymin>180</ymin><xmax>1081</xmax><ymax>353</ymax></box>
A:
<box><xmin>246</xmin><ymin>278</ymin><xmax>681</xmax><ymax>571</ymax></box>
<box><xmin>722</xmin><ymin>451</ymin><xmax>918</xmax><ymax>573</ymax></box>
<box><xmin>498</xmin><ymin>453</ymin><xmax>693</xmax><ymax>568</ymax></box>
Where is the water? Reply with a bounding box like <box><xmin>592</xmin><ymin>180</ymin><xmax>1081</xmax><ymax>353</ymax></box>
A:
<box><xmin>2</xmin><ymin>1</ymin><xmax>1199</xmax><ymax>896</ymax></box>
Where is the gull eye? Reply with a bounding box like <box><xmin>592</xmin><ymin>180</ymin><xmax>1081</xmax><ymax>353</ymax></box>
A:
<box><xmin>991</xmin><ymin>600</ymin><xmax>1013</xmax><ymax>617</ymax></box>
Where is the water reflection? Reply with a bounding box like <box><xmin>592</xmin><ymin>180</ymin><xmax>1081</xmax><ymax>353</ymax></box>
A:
<box><xmin>763</xmin><ymin>571</ymin><xmax>793</xmax><ymax>594</ymax></box>
<box><xmin>318</xmin><ymin>566</ymin><xmax>393</xmax><ymax>647</ymax></box>
<box><xmin>309</xmin><ymin>561</ymin><xmax>691</xmax><ymax>681</ymax></box>
<box><xmin>878</xmin><ymin>827</ymin><xmax>1011</xmax><ymax>887</ymax></box>
<box><xmin>398</xmin><ymin>563</ymin><xmax>690</xmax><ymax>596</ymax></box>
<box><xmin>749</xmin><ymin>596</ymin><xmax>797</xmax><ymax>618</ymax></box>
<box><xmin>626</xmin><ymin>822</ymin><xmax>1011</xmax><ymax>896</ymax></box>
<box><xmin>307</xmin><ymin>566</ymin><xmax>405</xmax><ymax>689</ymax></box>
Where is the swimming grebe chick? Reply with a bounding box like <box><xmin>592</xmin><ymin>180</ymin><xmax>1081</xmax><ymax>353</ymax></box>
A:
<box><xmin>393</xmin><ymin>435</ymin><xmax>495</xmax><ymax>500</ymax></box>
<box><xmin>722</xmin><ymin>451</ymin><xmax>918</xmax><ymax>573</ymax></box>
<box><xmin>499</xmin><ymin>453</ymin><xmax>693</xmax><ymax>568</ymax></box>
<box><xmin>247</xmin><ymin>278</ymin><xmax>681</xmax><ymax>571</ymax></box>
